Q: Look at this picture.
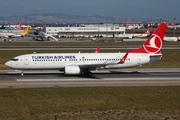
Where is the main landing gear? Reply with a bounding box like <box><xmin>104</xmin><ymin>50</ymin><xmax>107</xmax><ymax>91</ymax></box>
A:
<box><xmin>81</xmin><ymin>69</ymin><xmax>92</xmax><ymax>77</ymax></box>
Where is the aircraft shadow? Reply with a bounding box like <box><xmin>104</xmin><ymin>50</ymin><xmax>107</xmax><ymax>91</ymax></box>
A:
<box><xmin>109</xmin><ymin>71</ymin><xmax>146</xmax><ymax>74</ymax></box>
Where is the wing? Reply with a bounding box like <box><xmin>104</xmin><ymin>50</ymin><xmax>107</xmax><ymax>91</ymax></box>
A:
<box><xmin>78</xmin><ymin>61</ymin><xmax>119</xmax><ymax>70</ymax></box>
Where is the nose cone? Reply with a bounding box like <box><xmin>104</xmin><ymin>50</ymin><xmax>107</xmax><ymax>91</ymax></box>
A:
<box><xmin>5</xmin><ymin>61</ymin><xmax>11</xmax><ymax>68</ymax></box>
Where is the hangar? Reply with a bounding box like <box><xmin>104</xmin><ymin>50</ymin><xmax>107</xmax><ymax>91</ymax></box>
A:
<box><xmin>43</xmin><ymin>24</ymin><xmax>126</xmax><ymax>38</ymax></box>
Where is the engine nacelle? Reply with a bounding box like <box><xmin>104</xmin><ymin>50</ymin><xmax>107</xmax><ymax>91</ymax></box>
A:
<box><xmin>128</xmin><ymin>36</ymin><xmax>133</xmax><ymax>39</ymax></box>
<box><xmin>64</xmin><ymin>66</ymin><xmax>81</xmax><ymax>75</ymax></box>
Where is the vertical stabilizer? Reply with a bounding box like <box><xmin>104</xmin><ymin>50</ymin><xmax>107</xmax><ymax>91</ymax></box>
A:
<box><xmin>143</xmin><ymin>27</ymin><xmax>151</xmax><ymax>35</ymax></box>
<box><xmin>16</xmin><ymin>22</ymin><xmax>22</xmax><ymax>30</ymax></box>
<box><xmin>20</xmin><ymin>27</ymin><xmax>29</xmax><ymax>35</ymax></box>
<box><xmin>129</xmin><ymin>23</ymin><xmax>167</xmax><ymax>54</ymax></box>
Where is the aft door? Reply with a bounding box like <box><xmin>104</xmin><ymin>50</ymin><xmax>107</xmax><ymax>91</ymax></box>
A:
<box><xmin>24</xmin><ymin>57</ymin><xmax>29</xmax><ymax>65</ymax></box>
<box><xmin>137</xmin><ymin>56</ymin><xmax>141</xmax><ymax>65</ymax></box>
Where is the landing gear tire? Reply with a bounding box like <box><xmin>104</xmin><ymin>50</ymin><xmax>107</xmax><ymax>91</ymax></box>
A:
<box><xmin>21</xmin><ymin>72</ymin><xmax>24</xmax><ymax>76</ymax></box>
<box><xmin>82</xmin><ymin>70</ymin><xmax>92</xmax><ymax>77</ymax></box>
<box><xmin>87</xmin><ymin>72</ymin><xmax>92</xmax><ymax>77</ymax></box>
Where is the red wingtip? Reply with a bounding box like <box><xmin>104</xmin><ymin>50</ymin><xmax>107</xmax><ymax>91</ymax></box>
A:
<box><xmin>129</xmin><ymin>23</ymin><xmax>167</xmax><ymax>54</ymax></box>
<box><xmin>118</xmin><ymin>52</ymin><xmax>129</xmax><ymax>64</ymax></box>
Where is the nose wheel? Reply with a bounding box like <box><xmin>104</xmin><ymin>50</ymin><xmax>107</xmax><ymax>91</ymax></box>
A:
<box><xmin>21</xmin><ymin>71</ymin><xmax>24</xmax><ymax>76</ymax></box>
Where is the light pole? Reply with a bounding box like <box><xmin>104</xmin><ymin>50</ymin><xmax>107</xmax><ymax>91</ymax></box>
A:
<box><xmin>133</xmin><ymin>18</ymin><xmax>134</xmax><ymax>37</ymax></box>
<box><xmin>97</xmin><ymin>19</ymin><xmax>99</xmax><ymax>40</ymax></box>
<box><xmin>106</xmin><ymin>17</ymin><xmax>108</xmax><ymax>42</ymax></box>
<box><xmin>173</xmin><ymin>18</ymin><xmax>176</xmax><ymax>37</ymax></box>
<box><xmin>98</xmin><ymin>18</ymin><xmax>99</xmax><ymax>40</ymax></box>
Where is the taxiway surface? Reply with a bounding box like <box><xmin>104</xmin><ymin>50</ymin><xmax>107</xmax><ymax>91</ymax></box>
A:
<box><xmin>0</xmin><ymin>68</ymin><xmax>180</xmax><ymax>88</ymax></box>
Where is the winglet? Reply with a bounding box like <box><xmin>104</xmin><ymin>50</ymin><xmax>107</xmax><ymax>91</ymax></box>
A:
<box><xmin>118</xmin><ymin>52</ymin><xmax>129</xmax><ymax>64</ymax></box>
<box><xmin>95</xmin><ymin>46</ymin><xmax>100</xmax><ymax>53</ymax></box>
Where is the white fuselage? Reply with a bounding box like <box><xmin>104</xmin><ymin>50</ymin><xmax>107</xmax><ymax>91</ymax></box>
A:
<box><xmin>116</xmin><ymin>33</ymin><xmax>149</xmax><ymax>39</ymax></box>
<box><xmin>38</xmin><ymin>32</ymin><xmax>58</xmax><ymax>41</ymax></box>
<box><xmin>133</xmin><ymin>33</ymin><xmax>149</xmax><ymax>38</ymax></box>
<box><xmin>5</xmin><ymin>53</ymin><xmax>161</xmax><ymax>71</ymax></box>
<box><xmin>164</xmin><ymin>37</ymin><xmax>178</xmax><ymax>42</ymax></box>
<box><xmin>0</xmin><ymin>32</ymin><xmax>15</xmax><ymax>38</ymax></box>
<box><xmin>116</xmin><ymin>34</ymin><xmax>133</xmax><ymax>39</ymax></box>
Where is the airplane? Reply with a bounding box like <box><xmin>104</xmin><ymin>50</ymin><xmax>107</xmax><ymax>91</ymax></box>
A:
<box><xmin>11</xmin><ymin>26</ymin><xmax>30</xmax><ymax>37</ymax></box>
<box><xmin>116</xmin><ymin>27</ymin><xmax>151</xmax><ymax>39</ymax></box>
<box><xmin>16</xmin><ymin>22</ymin><xmax>22</xmax><ymax>30</ymax></box>
<box><xmin>0</xmin><ymin>32</ymin><xmax>14</xmax><ymax>38</ymax></box>
<box><xmin>5</xmin><ymin>23</ymin><xmax>167</xmax><ymax>76</ymax></box>
<box><xmin>164</xmin><ymin>36</ymin><xmax>180</xmax><ymax>42</ymax></box>
<box><xmin>0</xmin><ymin>21</ymin><xmax>22</xmax><ymax>30</ymax></box>
<box><xmin>33</xmin><ymin>31</ymin><xmax>58</xmax><ymax>41</ymax></box>
<box><xmin>133</xmin><ymin>27</ymin><xmax>151</xmax><ymax>38</ymax></box>
<box><xmin>0</xmin><ymin>26</ymin><xmax>29</xmax><ymax>38</ymax></box>
<box><xmin>168</xmin><ymin>24</ymin><xmax>180</xmax><ymax>29</ymax></box>
<box><xmin>116</xmin><ymin>33</ymin><xmax>134</xmax><ymax>39</ymax></box>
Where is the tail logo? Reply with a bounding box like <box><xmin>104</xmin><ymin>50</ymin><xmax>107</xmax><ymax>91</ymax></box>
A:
<box><xmin>143</xmin><ymin>34</ymin><xmax>162</xmax><ymax>54</ymax></box>
<box><xmin>146</xmin><ymin>29</ymin><xmax>150</xmax><ymax>34</ymax></box>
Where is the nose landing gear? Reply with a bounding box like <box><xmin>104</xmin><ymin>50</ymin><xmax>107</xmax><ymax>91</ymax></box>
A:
<box><xmin>21</xmin><ymin>71</ymin><xmax>24</xmax><ymax>76</ymax></box>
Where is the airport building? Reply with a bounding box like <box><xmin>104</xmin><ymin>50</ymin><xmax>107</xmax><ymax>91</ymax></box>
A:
<box><xmin>43</xmin><ymin>24</ymin><xmax>126</xmax><ymax>38</ymax></box>
<box><xmin>0</xmin><ymin>29</ymin><xmax>23</xmax><ymax>34</ymax></box>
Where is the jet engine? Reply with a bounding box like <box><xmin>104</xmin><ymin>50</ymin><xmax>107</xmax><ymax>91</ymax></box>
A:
<box><xmin>64</xmin><ymin>66</ymin><xmax>81</xmax><ymax>75</ymax></box>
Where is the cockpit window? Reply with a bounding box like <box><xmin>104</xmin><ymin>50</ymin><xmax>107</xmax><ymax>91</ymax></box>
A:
<box><xmin>11</xmin><ymin>59</ymin><xmax>19</xmax><ymax>61</ymax></box>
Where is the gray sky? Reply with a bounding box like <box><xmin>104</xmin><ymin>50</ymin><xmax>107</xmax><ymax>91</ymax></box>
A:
<box><xmin>0</xmin><ymin>0</ymin><xmax>179</xmax><ymax>22</ymax></box>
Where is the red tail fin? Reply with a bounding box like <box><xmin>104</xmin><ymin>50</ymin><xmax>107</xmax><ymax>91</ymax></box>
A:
<box><xmin>16</xmin><ymin>22</ymin><xmax>22</xmax><ymax>30</ymax></box>
<box><xmin>129</xmin><ymin>23</ymin><xmax>167</xmax><ymax>54</ymax></box>
<box><xmin>143</xmin><ymin>27</ymin><xmax>151</xmax><ymax>34</ymax></box>
<box><xmin>95</xmin><ymin>46</ymin><xmax>100</xmax><ymax>53</ymax></box>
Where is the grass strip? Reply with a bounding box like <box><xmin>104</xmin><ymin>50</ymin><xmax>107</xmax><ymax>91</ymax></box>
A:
<box><xmin>0</xmin><ymin>86</ymin><xmax>179</xmax><ymax>119</ymax></box>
